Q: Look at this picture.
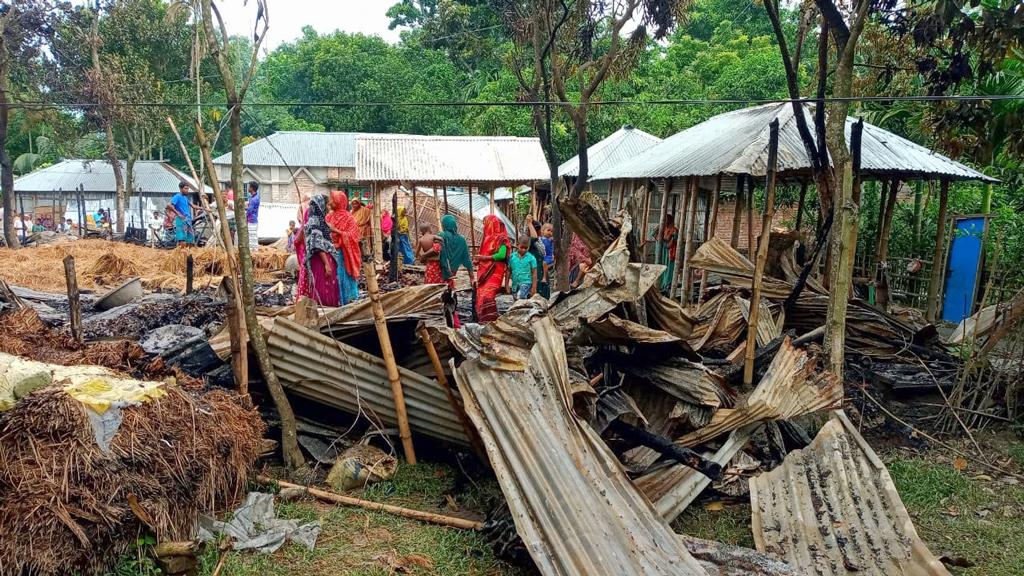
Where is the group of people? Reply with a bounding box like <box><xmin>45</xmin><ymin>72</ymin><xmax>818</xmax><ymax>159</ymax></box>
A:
<box><xmin>291</xmin><ymin>190</ymin><xmax>364</xmax><ymax>307</ymax></box>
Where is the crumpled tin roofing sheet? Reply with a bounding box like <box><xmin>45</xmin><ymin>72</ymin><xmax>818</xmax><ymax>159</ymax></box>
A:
<box><xmin>453</xmin><ymin>315</ymin><xmax>709</xmax><ymax>575</ymax></box>
<box><xmin>750</xmin><ymin>412</ymin><xmax>951</xmax><ymax>576</ymax></box>
<box><xmin>266</xmin><ymin>317</ymin><xmax>469</xmax><ymax>446</ymax></box>
<box><xmin>356</xmin><ymin>134</ymin><xmax>550</xmax><ymax>183</ymax></box>
<box><xmin>591</xmin><ymin>103</ymin><xmax>996</xmax><ymax>183</ymax></box>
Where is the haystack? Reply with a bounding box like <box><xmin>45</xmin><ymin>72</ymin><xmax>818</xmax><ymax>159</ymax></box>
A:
<box><xmin>0</xmin><ymin>363</ymin><xmax>263</xmax><ymax>575</ymax></box>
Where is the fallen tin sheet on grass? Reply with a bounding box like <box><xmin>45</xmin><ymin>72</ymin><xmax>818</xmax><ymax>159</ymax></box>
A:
<box><xmin>675</xmin><ymin>338</ymin><xmax>841</xmax><ymax>447</ymax></box>
<box><xmin>749</xmin><ymin>412</ymin><xmax>951</xmax><ymax>576</ymax></box>
<box><xmin>265</xmin><ymin>317</ymin><xmax>470</xmax><ymax>446</ymax></box>
<box><xmin>453</xmin><ymin>315</ymin><xmax>711</xmax><ymax>575</ymax></box>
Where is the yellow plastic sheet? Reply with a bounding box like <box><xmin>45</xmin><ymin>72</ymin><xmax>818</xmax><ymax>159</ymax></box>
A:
<box><xmin>64</xmin><ymin>377</ymin><xmax>166</xmax><ymax>414</ymax></box>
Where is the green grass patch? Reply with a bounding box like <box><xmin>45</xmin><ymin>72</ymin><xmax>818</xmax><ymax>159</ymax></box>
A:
<box><xmin>888</xmin><ymin>456</ymin><xmax>1024</xmax><ymax>576</ymax></box>
<box><xmin>672</xmin><ymin>502</ymin><xmax>755</xmax><ymax>549</ymax></box>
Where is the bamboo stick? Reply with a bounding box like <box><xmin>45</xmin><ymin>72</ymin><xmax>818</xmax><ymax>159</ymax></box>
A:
<box><xmin>371</xmin><ymin>185</ymin><xmax>383</xmax><ymax>264</ymax></box>
<box><xmin>730</xmin><ymin>176</ymin><xmax>744</xmax><ymax>249</ymax></box>
<box><xmin>63</xmin><ymin>256</ymin><xmax>82</xmax><ymax>343</ymax></box>
<box><xmin>259</xmin><ymin>476</ymin><xmax>481</xmax><ymax>530</ymax></box>
<box><xmin>926</xmin><ymin>180</ymin><xmax>951</xmax><ymax>322</ymax></box>
<box><xmin>669</xmin><ymin>178</ymin><xmax>692</xmax><ymax>300</ymax></box>
<box><xmin>417</xmin><ymin>327</ymin><xmax>487</xmax><ymax>461</ymax></box>
<box><xmin>697</xmin><ymin>174</ymin><xmax>721</xmax><ymax>304</ymax></box>
<box><xmin>640</xmin><ymin>180</ymin><xmax>654</xmax><ymax>261</ymax></box>
<box><xmin>746</xmin><ymin>176</ymin><xmax>755</xmax><ymax>257</ymax></box>
<box><xmin>679</xmin><ymin>177</ymin><xmax>699</xmax><ymax>304</ymax></box>
<box><xmin>743</xmin><ymin>119</ymin><xmax>780</xmax><ymax>386</ymax></box>
<box><xmin>364</xmin><ymin>261</ymin><xmax>416</xmax><ymax>464</ymax></box>
<box><xmin>443</xmin><ymin>186</ymin><xmax>449</xmax><ymax>215</ymax></box>
<box><xmin>432</xmin><ymin>186</ymin><xmax>442</xmax><ymax>229</ymax></box>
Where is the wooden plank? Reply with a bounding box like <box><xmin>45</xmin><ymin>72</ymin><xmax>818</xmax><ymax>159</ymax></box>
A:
<box><xmin>744</xmin><ymin>119</ymin><xmax>779</xmax><ymax>386</ymax></box>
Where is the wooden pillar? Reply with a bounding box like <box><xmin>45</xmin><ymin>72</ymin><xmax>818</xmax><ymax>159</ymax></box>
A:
<box><xmin>680</xmin><ymin>177</ymin><xmax>700</xmax><ymax>305</ymax></box>
<box><xmin>730</xmin><ymin>176</ymin><xmax>743</xmax><ymax>249</ymax></box>
<box><xmin>746</xmin><ymin>177</ymin><xmax>755</xmax><ymax>257</ymax></box>
<box><xmin>467</xmin><ymin>185</ymin><xmax>476</xmax><ymax>256</ymax></box>
<box><xmin>697</xmin><ymin>174</ymin><xmax>722</xmax><ymax>303</ymax></box>
<box><xmin>669</xmin><ymin>178</ymin><xmax>692</xmax><ymax>300</ymax></box>
<box><xmin>63</xmin><ymin>256</ymin><xmax>82</xmax><ymax>343</ymax></box>
<box><xmin>432</xmin><ymin>186</ymin><xmax>442</xmax><ymax>229</ymax></box>
<box><xmin>873</xmin><ymin>179</ymin><xmax>899</xmax><ymax>281</ymax></box>
<box><xmin>640</xmin><ymin>179</ymin><xmax>655</xmax><ymax>261</ymax></box>
<box><xmin>617</xmin><ymin>180</ymin><xmax>627</xmax><ymax>213</ymax></box>
<box><xmin>371</xmin><ymin>184</ymin><xmax>383</xmax><ymax>264</ymax></box>
<box><xmin>531</xmin><ymin>183</ymin><xmax>539</xmax><ymax>219</ymax></box>
<box><xmin>795</xmin><ymin>180</ymin><xmax>808</xmax><ymax>231</ymax></box>
<box><xmin>186</xmin><ymin>254</ymin><xmax>194</xmax><ymax>294</ymax></box>
<box><xmin>743</xmin><ymin>119</ymin><xmax>779</xmax><ymax>386</ymax></box>
<box><xmin>655</xmin><ymin>178</ymin><xmax>672</xmax><ymax>265</ymax></box>
<box><xmin>364</xmin><ymin>261</ymin><xmax>417</xmax><ymax>464</ymax></box>
<box><xmin>409</xmin><ymin>183</ymin><xmax>418</xmax><ymax>241</ymax></box>
<box><xmin>926</xmin><ymin>180</ymin><xmax>950</xmax><ymax>322</ymax></box>
<box><xmin>489</xmin><ymin>188</ymin><xmax>495</xmax><ymax>215</ymax></box>
<box><xmin>442</xmin><ymin>186</ymin><xmax>449</xmax><ymax>215</ymax></box>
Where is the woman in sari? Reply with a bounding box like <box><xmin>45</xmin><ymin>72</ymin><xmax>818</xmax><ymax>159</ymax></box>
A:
<box><xmin>300</xmin><ymin>194</ymin><xmax>340</xmax><ymax>306</ymax></box>
<box><xmin>327</xmin><ymin>190</ymin><xmax>362</xmax><ymax>305</ymax></box>
<box><xmin>438</xmin><ymin>214</ymin><xmax>475</xmax><ymax>327</ymax></box>
<box><xmin>473</xmin><ymin>215</ymin><xmax>511</xmax><ymax>322</ymax></box>
<box><xmin>293</xmin><ymin>193</ymin><xmax>311</xmax><ymax>299</ymax></box>
<box><xmin>395</xmin><ymin>206</ymin><xmax>416</xmax><ymax>264</ymax></box>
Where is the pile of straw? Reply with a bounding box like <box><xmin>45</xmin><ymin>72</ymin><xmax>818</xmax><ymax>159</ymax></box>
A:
<box><xmin>0</xmin><ymin>240</ymin><xmax>285</xmax><ymax>294</ymax></box>
<box><xmin>0</xmin><ymin>384</ymin><xmax>264</xmax><ymax>575</ymax></box>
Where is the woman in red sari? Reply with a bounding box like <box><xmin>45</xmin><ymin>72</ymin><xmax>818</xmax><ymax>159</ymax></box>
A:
<box><xmin>473</xmin><ymin>215</ymin><xmax>511</xmax><ymax>322</ymax></box>
<box><xmin>326</xmin><ymin>190</ymin><xmax>362</xmax><ymax>304</ymax></box>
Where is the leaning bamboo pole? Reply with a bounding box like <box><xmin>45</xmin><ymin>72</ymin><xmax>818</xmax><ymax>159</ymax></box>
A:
<box><xmin>743</xmin><ymin>119</ymin><xmax>779</xmax><ymax>386</ymax></box>
<box><xmin>679</xmin><ymin>177</ymin><xmax>699</xmax><ymax>304</ymax></box>
<box><xmin>364</xmin><ymin>261</ymin><xmax>417</xmax><ymax>463</ymax></box>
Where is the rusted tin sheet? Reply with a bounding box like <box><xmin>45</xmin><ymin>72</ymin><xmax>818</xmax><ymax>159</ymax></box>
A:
<box><xmin>750</xmin><ymin>412</ymin><xmax>951</xmax><ymax>576</ymax></box>
<box><xmin>454</xmin><ymin>316</ymin><xmax>710</xmax><ymax>575</ymax></box>
<box><xmin>675</xmin><ymin>338</ymin><xmax>841</xmax><ymax>447</ymax></box>
<box><xmin>265</xmin><ymin>317</ymin><xmax>469</xmax><ymax>446</ymax></box>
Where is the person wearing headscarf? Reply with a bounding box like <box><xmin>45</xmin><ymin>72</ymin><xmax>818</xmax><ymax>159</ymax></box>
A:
<box><xmin>351</xmin><ymin>198</ymin><xmax>372</xmax><ymax>253</ymax></box>
<box><xmin>568</xmin><ymin>233</ymin><xmax>593</xmax><ymax>289</ymax></box>
<box><xmin>380</xmin><ymin>209</ymin><xmax>394</xmax><ymax>262</ymax></box>
<box><xmin>293</xmin><ymin>193</ymin><xmax>311</xmax><ymax>298</ymax></box>
<box><xmin>395</xmin><ymin>206</ymin><xmax>416</xmax><ymax>265</ymax></box>
<box><xmin>473</xmin><ymin>215</ymin><xmax>511</xmax><ymax>322</ymax></box>
<box><xmin>326</xmin><ymin>190</ymin><xmax>361</xmax><ymax>305</ymax></box>
<box><xmin>438</xmin><ymin>214</ymin><xmax>475</xmax><ymax>327</ymax></box>
<box><xmin>656</xmin><ymin>213</ymin><xmax>679</xmax><ymax>292</ymax></box>
<box><xmin>300</xmin><ymin>194</ymin><xmax>340</xmax><ymax>306</ymax></box>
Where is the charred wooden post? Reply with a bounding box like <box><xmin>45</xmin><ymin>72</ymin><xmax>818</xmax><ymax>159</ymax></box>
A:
<box><xmin>185</xmin><ymin>254</ymin><xmax>194</xmax><ymax>294</ymax></box>
<box><xmin>926</xmin><ymin>180</ymin><xmax>951</xmax><ymax>322</ymax></box>
<box><xmin>681</xmin><ymin>177</ymin><xmax>700</xmax><ymax>304</ymax></box>
<box><xmin>63</xmin><ymin>256</ymin><xmax>82</xmax><ymax>344</ymax></box>
<box><xmin>795</xmin><ymin>180</ymin><xmax>808</xmax><ymax>231</ymax></box>
<box><xmin>606</xmin><ymin>420</ymin><xmax>722</xmax><ymax>480</ymax></box>
<box><xmin>744</xmin><ymin>119</ymin><xmax>780</xmax><ymax>386</ymax></box>
<box><xmin>364</xmin><ymin>261</ymin><xmax>416</xmax><ymax>464</ymax></box>
<box><xmin>730</xmin><ymin>175</ymin><xmax>744</xmax><ymax>249</ymax></box>
<box><xmin>697</xmin><ymin>175</ymin><xmax>722</xmax><ymax>304</ymax></box>
<box><xmin>442</xmin><ymin>186</ymin><xmax>450</xmax><ymax>215</ymax></box>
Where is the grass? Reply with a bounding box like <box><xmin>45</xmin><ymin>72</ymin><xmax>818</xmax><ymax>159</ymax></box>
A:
<box><xmin>194</xmin><ymin>461</ymin><xmax>526</xmax><ymax>576</ymax></box>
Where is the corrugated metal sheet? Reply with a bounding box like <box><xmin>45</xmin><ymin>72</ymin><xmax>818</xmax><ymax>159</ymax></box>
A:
<box><xmin>317</xmin><ymin>284</ymin><xmax>446</xmax><ymax>337</ymax></box>
<box><xmin>559</xmin><ymin>125</ymin><xmax>663</xmax><ymax>177</ymax></box>
<box><xmin>265</xmin><ymin>317</ymin><xmax>469</xmax><ymax>446</ymax></box>
<box><xmin>212</xmin><ymin>131</ymin><xmax>359</xmax><ymax>168</ymax></box>
<box><xmin>750</xmin><ymin>412</ymin><xmax>951</xmax><ymax>576</ymax></box>
<box><xmin>14</xmin><ymin>159</ymin><xmax>212</xmax><ymax>194</ymax></box>
<box><xmin>356</xmin><ymin>134</ymin><xmax>550</xmax><ymax>183</ymax></box>
<box><xmin>675</xmin><ymin>338</ymin><xmax>842</xmax><ymax>447</ymax></box>
<box><xmin>453</xmin><ymin>314</ymin><xmax>710</xmax><ymax>575</ymax></box>
<box><xmin>591</xmin><ymin>103</ymin><xmax>996</xmax><ymax>183</ymax></box>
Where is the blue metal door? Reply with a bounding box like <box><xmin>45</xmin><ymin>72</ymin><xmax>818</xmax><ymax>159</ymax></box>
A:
<box><xmin>942</xmin><ymin>216</ymin><xmax>986</xmax><ymax>323</ymax></box>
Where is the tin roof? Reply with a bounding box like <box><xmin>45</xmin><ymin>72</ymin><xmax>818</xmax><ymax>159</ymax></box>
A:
<box><xmin>355</xmin><ymin>134</ymin><xmax>550</xmax><ymax>184</ymax></box>
<box><xmin>591</xmin><ymin>102</ymin><xmax>996</xmax><ymax>183</ymax></box>
<box><xmin>212</xmin><ymin>131</ymin><xmax>360</xmax><ymax>168</ymax></box>
<box><xmin>14</xmin><ymin>159</ymin><xmax>211</xmax><ymax>194</ymax></box>
<box><xmin>558</xmin><ymin>125</ymin><xmax>662</xmax><ymax>177</ymax></box>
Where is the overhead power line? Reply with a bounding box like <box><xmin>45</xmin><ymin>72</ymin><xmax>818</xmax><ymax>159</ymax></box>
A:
<box><xmin>8</xmin><ymin>93</ymin><xmax>1024</xmax><ymax>110</ymax></box>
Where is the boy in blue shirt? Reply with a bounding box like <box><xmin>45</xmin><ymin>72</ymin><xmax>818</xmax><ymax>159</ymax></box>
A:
<box><xmin>509</xmin><ymin>235</ymin><xmax>538</xmax><ymax>300</ymax></box>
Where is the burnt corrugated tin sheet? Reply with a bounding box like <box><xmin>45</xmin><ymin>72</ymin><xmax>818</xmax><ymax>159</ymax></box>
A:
<box><xmin>356</xmin><ymin>134</ymin><xmax>550</xmax><ymax>183</ymax></box>
<box><xmin>212</xmin><ymin>131</ymin><xmax>359</xmax><ymax>168</ymax></box>
<box><xmin>317</xmin><ymin>284</ymin><xmax>446</xmax><ymax>337</ymax></box>
<box><xmin>675</xmin><ymin>338</ymin><xmax>842</xmax><ymax>447</ymax></box>
<box><xmin>265</xmin><ymin>317</ymin><xmax>469</xmax><ymax>446</ymax></box>
<box><xmin>14</xmin><ymin>159</ymin><xmax>211</xmax><ymax>194</ymax></box>
<box><xmin>750</xmin><ymin>412</ymin><xmax>951</xmax><ymax>576</ymax></box>
<box><xmin>453</xmin><ymin>315</ymin><xmax>710</xmax><ymax>575</ymax></box>
<box><xmin>558</xmin><ymin>125</ymin><xmax>662</xmax><ymax>177</ymax></box>
<box><xmin>591</xmin><ymin>103</ymin><xmax>996</xmax><ymax>183</ymax></box>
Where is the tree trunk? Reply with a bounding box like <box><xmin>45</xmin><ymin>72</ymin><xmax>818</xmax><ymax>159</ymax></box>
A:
<box><xmin>795</xmin><ymin>181</ymin><xmax>808</xmax><ymax>231</ymax></box>
<box><xmin>125</xmin><ymin>155</ymin><xmax>137</xmax><ymax>228</ymax></box>
<box><xmin>103</xmin><ymin>124</ymin><xmax>126</xmax><ymax>235</ymax></box>
<box><xmin>926</xmin><ymin>180</ymin><xmax>950</xmax><ymax>323</ymax></box>
<box><xmin>0</xmin><ymin>61</ymin><xmax>17</xmax><ymax>248</ymax></box>
<box><xmin>823</xmin><ymin>162</ymin><xmax>855</xmax><ymax>377</ymax></box>
<box><xmin>873</xmin><ymin>179</ymin><xmax>898</xmax><ymax>281</ymax></box>
<box><xmin>200</xmin><ymin>0</ymin><xmax>302</xmax><ymax>471</ymax></box>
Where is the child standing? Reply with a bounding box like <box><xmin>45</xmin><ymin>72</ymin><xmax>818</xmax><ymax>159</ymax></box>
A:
<box><xmin>509</xmin><ymin>235</ymin><xmax>538</xmax><ymax>300</ymax></box>
<box><xmin>416</xmin><ymin>223</ymin><xmax>443</xmax><ymax>284</ymax></box>
<box><xmin>539</xmin><ymin>222</ymin><xmax>555</xmax><ymax>298</ymax></box>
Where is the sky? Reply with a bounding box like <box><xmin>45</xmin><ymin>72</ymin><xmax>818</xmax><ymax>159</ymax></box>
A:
<box><xmin>216</xmin><ymin>0</ymin><xmax>405</xmax><ymax>48</ymax></box>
